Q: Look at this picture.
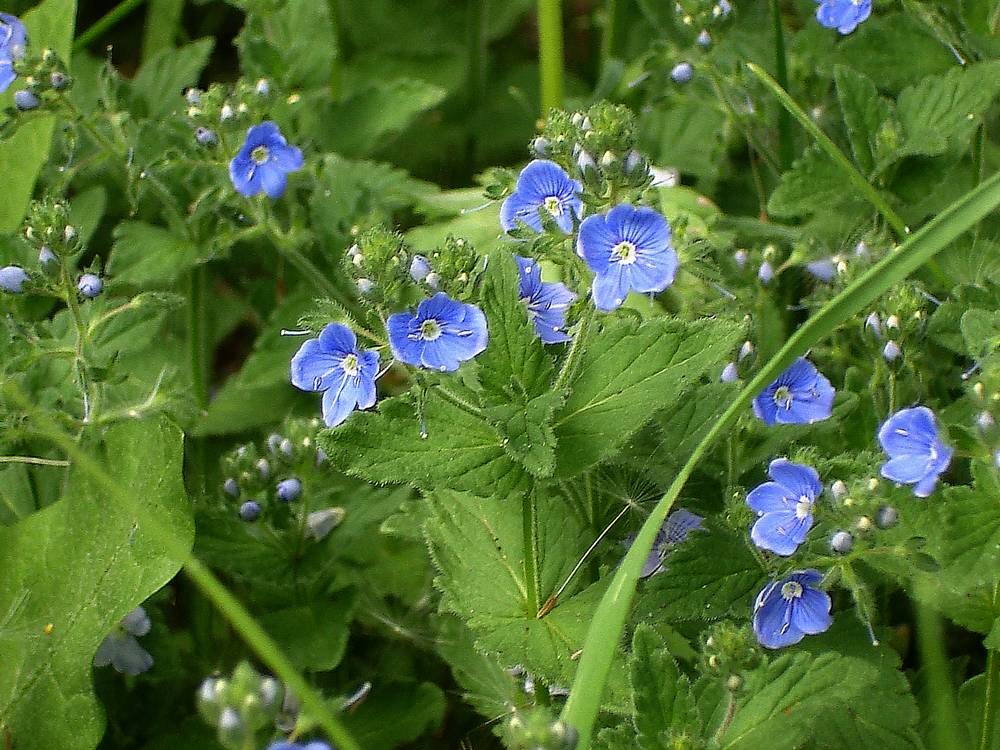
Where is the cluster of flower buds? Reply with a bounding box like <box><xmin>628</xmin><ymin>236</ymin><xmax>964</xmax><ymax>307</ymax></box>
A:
<box><xmin>861</xmin><ymin>283</ymin><xmax>929</xmax><ymax>367</ymax></box>
<box><xmin>345</xmin><ymin>226</ymin><xmax>419</xmax><ymax>306</ymax></box>
<box><xmin>700</xmin><ymin>621</ymin><xmax>760</xmax><ymax>686</ymax></box>
<box><xmin>719</xmin><ymin>340</ymin><xmax>754</xmax><ymax>382</ymax></box>
<box><xmin>197</xmin><ymin>663</ymin><xmax>284</xmax><ymax>750</ymax></box>
<box><xmin>506</xmin><ymin>707</ymin><xmax>578</xmax><ymax>750</ymax></box>
<box><xmin>3</xmin><ymin>47</ymin><xmax>72</xmax><ymax>119</ymax></box>
<box><xmin>826</xmin><ymin>475</ymin><xmax>899</xmax><ymax>555</ymax></box>
<box><xmin>183</xmin><ymin>78</ymin><xmax>275</xmax><ymax>149</ymax></box>
<box><xmin>674</xmin><ymin>0</ymin><xmax>733</xmax><ymax>30</ymax></box>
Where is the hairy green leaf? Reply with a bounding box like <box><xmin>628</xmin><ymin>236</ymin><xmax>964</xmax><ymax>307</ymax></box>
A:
<box><xmin>630</xmin><ymin>624</ymin><xmax>700</xmax><ymax>748</ymax></box>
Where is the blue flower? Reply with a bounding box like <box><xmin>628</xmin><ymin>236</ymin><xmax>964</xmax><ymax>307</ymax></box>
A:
<box><xmin>877</xmin><ymin>406</ymin><xmax>953</xmax><ymax>497</ymax></box>
<box><xmin>515</xmin><ymin>255</ymin><xmax>576</xmax><ymax>344</ymax></box>
<box><xmin>267</xmin><ymin>742</ymin><xmax>333</xmax><ymax>750</ymax></box>
<box><xmin>815</xmin><ymin>0</ymin><xmax>871</xmax><ymax>34</ymax></box>
<box><xmin>77</xmin><ymin>273</ymin><xmax>103</xmax><ymax>298</ymax></box>
<box><xmin>500</xmin><ymin>159</ymin><xmax>583</xmax><ymax>234</ymax></box>
<box><xmin>806</xmin><ymin>257</ymin><xmax>836</xmax><ymax>282</ymax></box>
<box><xmin>576</xmin><ymin>204</ymin><xmax>678</xmax><ymax>312</ymax></box>
<box><xmin>0</xmin><ymin>265</ymin><xmax>28</xmax><ymax>293</ymax></box>
<box><xmin>634</xmin><ymin>509</ymin><xmax>704</xmax><ymax>578</ymax></box>
<box><xmin>387</xmin><ymin>292</ymin><xmax>488</xmax><ymax>371</ymax></box>
<box><xmin>276</xmin><ymin>477</ymin><xmax>302</xmax><ymax>502</ymax></box>
<box><xmin>752</xmin><ymin>570</ymin><xmax>832</xmax><ymax>649</ymax></box>
<box><xmin>94</xmin><ymin>606</ymin><xmax>154</xmax><ymax>675</ymax></box>
<box><xmin>229</xmin><ymin>121</ymin><xmax>304</xmax><ymax>199</ymax></box>
<box><xmin>290</xmin><ymin>323</ymin><xmax>380</xmax><ymax>427</ymax></box>
<box><xmin>0</xmin><ymin>14</ymin><xmax>27</xmax><ymax>94</ymax></box>
<box><xmin>752</xmin><ymin>357</ymin><xmax>835</xmax><ymax>426</ymax></box>
<box><xmin>747</xmin><ymin>458</ymin><xmax>821</xmax><ymax>556</ymax></box>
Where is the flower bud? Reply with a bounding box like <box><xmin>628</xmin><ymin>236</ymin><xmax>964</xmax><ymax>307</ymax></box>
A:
<box><xmin>77</xmin><ymin>273</ymin><xmax>103</xmax><ymax>298</ymax></box>
<box><xmin>347</xmin><ymin>243</ymin><xmax>360</xmax><ymax>258</ymax></box>
<box><xmin>580</xmin><ymin>116</ymin><xmax>593</xmax><ymax>131</ymax></box>
<box><xmin>278</xmin><ymin>438</ymin><xmax>294</xmax><ymax>458</ymax></box>
<box><xmin>733</xmin><ymin>249</ymin><xmax>748</xmax><ymax>269</ymax></box>
<box><xmin>305</xmin><ymin>507</ymin><xmax>346</xmax><ymax>541</ymax></box>
<box><xmin>830</xmin><ymin>530</ymin><xmax>854</xmax><ymax>554</ymax></box>
<box><xmin>726</xmin><ymin>674</ymin><xmax>744</xmax><ymax>692</ymax></box>
<box><xmin>867</xmin><ymin>477</ymin><xmax>879</xmax><ymax>491</ymax></box>
<box><xmin>256</xmin><ymin>458</ymin><xmax>270</xmax><ymax>479</ymax></box>
<box><xmin>854</xmin><ymin>240</ymin><xmax>870</xmax><ymax>259</ymax></box>
<box><xmin>977</xmin><ymin>411</ymin><xmax>995</xmax><ymax>432</ymax></box>
<box><xmin>624</xmin><ymin>150</ymin><xmax>645</xmax><ymax>174</ymax></box>
<box><xmin>864</xmin><ymin>312</ymin><xmax>881</xmax><ymax>339</ymax></box>
<box><xmin>63</xmin><ymin>225</ymin><xmax>77</xmax><ymax>245</ymax></box>
<box><xmin>720</xmin><ymin>362</ymin><xmax>738</xmax><ymax>382</ymax></box>
<box><xmin>876</xmin><ymin>506</ymin><xmax>899</xmax><ymax>529</ymax></box>
<box><xmin>409</xmin><ymin>254</ymin><xmax>432</xmax><ymax>282</ymax></box>
<box><xmin>531</xmin><ymin>136</ymin><xmax>549</xmax><ymax>156</ymax></box>
<box><xmin>571</xmin><ymin>112</ymin><xmax>584</xmax><ymax>127</ymax></box>
<box><xmin>255</xmin><ymin>78</ymin><xmax>270</xmax><ymax>96</ymax></box>
<box><xmin>714</xmin><ymin>0</ymin><xmax>732</xmax><ymax>18</ymax></box>
<box><xmin>266</xmin><ymin>433</ymin><xmax>283</xmax><ymax>454</ymax></box>
<box><xmin>576</xmin><ymin>149</ymin><xmax>598</xmax><ymax>180</ymax></box>
<box><xmin>259</xmin><ymin>677</ymin><xmax>282</xmax><ymax>710</ymax></box>
<box><xmin>600</xmin><ymin>150</ymin><xmax>616</xmax><ymax>170</ymax></box>
<box><xmin>882</xmin><ymin>340</ymin><xmax>901</xmax><ymax>362</ymax></box>
<box><xmin>975</xmin><ymin>382</ymin><xmax>986</xmax><ymax>399</ymax></box>
<box><xmin>38</xmin><ymin>246</ymin><xmax>57</xmax><ymax>266</ymax></box>
<box><xmin>0</xmin><ymin>265</ymin><xmax>29</xmax><ymax>293</ymax></box>
<box><xmin>855</xmin><ymin>516</ymin><xmax>874</xmax><ymax>533</ymax></box>
<box><xmin>238</xmin><ymin>501</ymin><xmax>261</xmax><ymax>522</ymax></box>
<box><xmin>223</xmin><ymin>478</ymin><xmax>240</xmax><ymax>497</ymax></box>
<box><xmin>806</xmin><ymin>258</ymin><xmax>835</xmax><ymax>282</ymax></box>
<box><xmin>195</xmin><ymin>127</ymin><xmax>218</xmax><ymax>146</ymax></box>
<box><xmin>276</xmin><ymin>478</ymin><xmax>302</xmax><ymax>502</ymax></box>
<box><xmin>738</xmin><ymin>340</ymin><xmax>754</xmax><ymax>362</ymax></box>
<box><xmin>886</xmin><ymin>314</ymin><xmax>899</xmax><ymax>330</ymax></box>
<box><xmin>757</xmin><ymin>260</ymin><xmax>774</xmax><ymax>284</ymax></box>
<box><xmin>185</xmin><ymin>88</ymin><xmax>202</xmax><ymax>105</ymax></box>
<box><xmin>219</xmin><ymin>103</ymin><xmax>234</xmax><ymax>122</ymax></box>
<box><xmin>424</xmin><ymin>271</ymin><xmax>440</xmax><ymax>290</ymax></box>
<box><xmin>217</xmin><ymin>708</ymin><xmax>244</xmax><ymax>744</ymax></box>
<box><xmin>697</xmin><ymin>29</ymin><xmax>712</xmax><ymax>47</ymax></box>
<box><xmin>50</xmin><ymin>71</ymin><xmax>68</xmax><ymax>90</ymax></box>
<box><xmin>14</xmin><ymin>90</ymin><xmax>40</xmax><ymax>111</ymax></box>
<box><xmin>670</xmin><ymin>62</ymin><xmax>694</xmax><ymax>84</ymax></box>
<box><xmin>356</xmin><ymin>278</ymin><xmax>373</xmax><ymax>294</ymax></box>
<box><xmin>831</xmin><ymin>480</ymin><xmax>848</xmax><ymax>499</ymax></box>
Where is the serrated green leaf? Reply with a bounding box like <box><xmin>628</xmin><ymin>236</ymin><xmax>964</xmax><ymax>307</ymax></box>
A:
<box><xmin>0</xmin><ymin>0</ymin><xmax>76</xmax><ymax>231</ymax></box>
<box><xmin>960</xmin><ymin>309</ymin><xmax>1000</xmax><ymax>359</ymax></box>
<box><xmin>767</xmin><ymin>144</ymin><xmax>857</xmax><ymax>218</ymax></box>
<box><xmin>894</xmin><ymin>61</ymin><xmax>1000</xmax><ymax>161</ymax></box>
<box><xmin>835</xmin><ymin>66</ymin><xmax>894</xmax><ymax>176</ymax></box>
<box><xmin>108</xmin><ymin>221</ymin><xmax>205</xmax><ymax>286</ymax></box>
<box><xmin>630</xmin><ymin>624</ymin><xmax>700</xmax><ymax>749</ymax></box>
<box><xmin>939</xmin><ymin>462</ymin><xmax>1000</xmax><ymax>589</ymax></box>
<box><xmin>958</xmin><ymin>673</ymin><xmax>1000</xmax><ymax>750</ymax></box>
<box><xmin>320</xmin><ymin>393</ymin><xmax>530</xmax><ymax>497</ymax></box>
<box><xmin>425</xmin><ymin>490</ymin><xmax>597</xmax><ymax>685</ymax></box>
<box><xmin>487</xmin><ymin>390</ymin><xmax>564</xmax><ymax>478</ymax></box>
<box><xmin>129</xmin><ymin>38</ymin><xmax>214</xmax><ymax>119</ymax></box>
<box><xmin>0</xmin><ymin>417</ymin><xmax>193</xmax><ymax>750</ymax></box>
<box><xmin>720</xmin><ymin>653</ymin><xmax>878</xmax><ymax>750</ymax></box>
<box><xmin>634</xmin><ymin>524</ymin><xmax>765</xmax><ymax>623</ymax></box>
<box><xmin>237</xmin><ymin>0</ymin><xmax>337</xmax><ymax>90</ymax></box>
<box><xmin>553</xmin><ymin>316</ymin><xmax>741</xmax><ymax>477</ymax></box>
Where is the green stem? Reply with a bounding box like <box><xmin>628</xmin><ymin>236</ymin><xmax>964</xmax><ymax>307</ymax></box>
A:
<box><xmin>537</xmin><ymin>0</ymin><xmax>565</xmax><ymax>116</ymax></box>
<box><xmin>746</xmin><ymin>62</ymin><xmax>909</xmax><ymax>239</ymax></box>
<box><xmin>61</xmin><ymin>259</ymin><xmax>97</xmax><ymax>423</ymax></box>
<box><xmin>559</xmin><ymin>173</ymin><xmax>1000</xmax><ymax>748</ymax></box>
<box><xmin>600</xmin><ymin>0</ymin><xmax>618</xmax><ymax>70</ymax></box>
<box><xmin>554</xmin><ymin>306</ymin><xmax>595</xmax><ymax>392</ymax></box>
<box><xmin>979</xmin><ymin>581</ymin><xmax>1000</xmax><ymax>750</ymax></box>
<box><xmin>770</xmin><ymin>0</ymin><xmax>794</xmax><ymax>172</ymax></box>
<box><xmin>0</xmin><ymin>455</ymin><xmax>69</xmax><ymax>467</ymax></box>
<box><xmin>916</xmin><ymin>595</ymin><xmax>964</xmax><ymax>750</ymax></box>
<box><xmin>522</xmin><ymin>492</ymin><xmax>541</xmax><ymax>615</ymax></box>
<box><xmin>433</xmin><ymin>382</ymin><xmax>487</xmax><ymax>420</ymax></box>
<box><xmin>324</xmin><ymin>0</ymin><xmax>343</xmax><ymax>99</ymax></box>
<box><xmin>183</xmin><ymin>557</ymin><xmax>362</xmax><ymax>750</ymax></box>
<box><xmin>188</xmin><ymin>266</ymin><xmax>209</xmax><ymax>412</ymax></box>
<box><xmin>74</xmin><ymin>0</ymin><xmax>150</xmax><ymax>50</ymax></box>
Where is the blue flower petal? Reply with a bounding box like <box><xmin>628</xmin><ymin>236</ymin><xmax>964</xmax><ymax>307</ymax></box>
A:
<box><xmin>751</xmin><ymin>509</ymin><xmax>810</xmax><ymax>556</ymax></box>
<box><xmin>746</xmin><ymin>482</ymin><xmax>792</xmax><ymax>514</ymax></box>
<box><xmin>793</xmin><ymin>587</ymin><xmax>833</xmax><ymax>634</ymax></box>
<box><xmin>501</xmin><ymin>160</ymin><xmax>582</xmax><ymax>234</ymax></box>
<box><xmin>878</xmin><ymin>406</ymin><xmax>937</xmax><ymax>455</ymax></box>
<box><xmin>767</xmin><ymin>458</ymin><xmax>821</xmax><ymax>500</ymax></box>
<box><xmin>881</xmin><ymin>454</ymin><xmax>932</xmax><ymax>484</ymax></box>
<box><xmin>322</xmin><ymin>378</ymin><xmax>362</xmax><ymax>427</ymax></box>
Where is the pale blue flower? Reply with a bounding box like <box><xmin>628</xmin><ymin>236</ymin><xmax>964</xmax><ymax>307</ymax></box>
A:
<box><xmin>229</xmin><ymin>121</ymin><xmax>303</xmax><ymax>199</ymax></box>
<box><xmin>752</xmin><ymin>570</ymin><xmax>832</xmax><ymax>649</ymax></box>
<box><xmin>515</xmin><ymin>255</ymin><xmax>576</xmax><ymax>344</ymax></box>
<box><xmin>387</xmin><ymin>292</ymin><xmax>488</xmax><ymax>371</ymax></box>
<box><xmin>878</xmin><ymin>406</ymin><xmax>952</xmax><ymax>497</ymax></box>
<box><xmin>747</xmin><ymin>458</ymin><xmax>821</xmax><ymax>556</ymax></box>
<box><xmin>500</xmin><ymin>160</ymin><xmax>583</xmax><ymax>234</ymax></box>
<box><xmin>0</xmin><ymin>14</ymin><xmax>26</xmax><ymax>94</ymax></box>
<box><xmin>752</xmin><ymin>357</ymin><xmax>835</xmax><ymax>426</ymax></box>
<box><xmin>815</xmin><ymin>0</ymin><xmax>871</xmax><ymax>34</ymax></box>
<box><xmin>0</xmin><ymin>265</ymin><xmax>28</xmax><ymax>293</ymax></box>
<box><xmin>94</xmin><ymin>606</ymin><xmax>154</xmax><ymax>675</ymax></box>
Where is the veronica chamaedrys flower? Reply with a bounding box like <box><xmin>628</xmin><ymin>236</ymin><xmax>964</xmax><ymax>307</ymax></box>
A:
<box><xmin>577</xmin><ymin>204</ymin><xmax>678</xmax><ymax>312</ymax></box>
<box><xmin>229</xmin><ymin>121</ymin><xmax>303</xmax><ymax>199</ymax></box>
<box><xmin>0</xmin><ymin>265</ymin><xmax>28</xmax><ymax>293</ymax></box>
<box><xmin>634</xmin><ymin>509</ymin><xmax>704</xmax><ymax>578</ymax></box>
<box><xmin>514</xmin><ymin>255</ymin><xmax>576</xmax><ymax>344</ymax></box>
<box><xmin>877</xmin><ymin>406</ymin><xmax>953</xmax><ymax>497</ymax></box>
<box><xmin>806</xmin><ymin>258</ymin><xmax>836</xmax><ymax>282</ymax></box>
<box><xmin>0</xmin><ymin>14</ymin><xmax>26</xmax><ymax>94</ymax></box>
<box><xmin>94</xmin><ymin>606</ymin><xmax>154</xmax><ymax>675</ymax></box>
<box><xmin>747</xmin><ymin>458</ymin><xmax>821</xmax><ymax>556</ymax></box>
<box><xmin>290</xmin><ymin>323</ymin><xmax>379</xmax><ymax>428</ymax></box>
<box><xmin>815</xmin><ymin>0</ymin><xmax>871</xmax><ymax>34</ymax></box>
<box><xmin>267</xmin><ymin>742</ymin><xmax>333</xmax><ymax>750</ymax></box>
<box><xmin>500</xmin><ymin>159</ymin><xmax>583</xmax><ymax>234</ymax></box>
<box><xmin>387</xmin><ymin>292</ymin><xmax>488</xmax><ymax>371</ymax></box>
<box><xmin>752</xmin><ymin>570</ymin><xmax>832</xmax><ymax>649</ymax></box>
<box><xmin>752</xmin><ymin>357</ymin><xmax>835</xmax><ymax>426</ymax></box>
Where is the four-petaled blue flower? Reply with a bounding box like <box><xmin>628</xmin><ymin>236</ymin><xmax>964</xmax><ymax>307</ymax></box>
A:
<box><xmin>500</xmin><ymin>159</ymin><xmax>583</xmax><ymax>234</ymax></box>
<box><xmin>267</xmin><ymin>743</ymin><xmax>334</xmax><ymax>750</ymax></box>
<box><xmin>576</xmin><ymin>204</ymin><xmax>678</xmax><ymax>312</ymax></box>
<box><xmin>290</xmin><ymin>323</ymin><xmax>380</xmax><ymax>427</ymax></box>
<box><xmin>0</xmin><ymin>14</ymin><xmax>26</xmax><ymax>94</ymax></box>
<box><xmin>815</xmin><ymin>0</ymin><xmax>871</xmax><ymax>34</ymax></box>
<box><xmin>94</xmin><ymin>606</ymin><xmax>154</xmax><ymax>675</ymax></box>
<box><xmin>229</xmin><ymin>121</ymin><xmax>304</xmax><ymax>199</ymax></box>
<box><xmin>753</xmin><ymin>357</ymin><xmax>835</xmax><ymax>426</ymax></box>
<box><xmin>515</xmin><ymin>255</ymin><xmax>576</xmax><ymax>344</ymax></box>
<box><xmin>387</xmin><ymin>292</ymin><xmax>488</xmax><ymax>371</ymax></box>
<box><xmin>634</xmin><ymin>509</ymin><xmax>705</xmax><ymax>578</ymax></box>
<box><xmin>878</xmin><ymin>406</ymin><xmax>953</xmax><ymax>497</ymax></box>
<box><xmin>752</xmin><ymin>569</ymin><xmax>832</xmax><ymax>649</ymax></box>
<box><xmin>0</xmin><ymin>265</ymin><xmax>28</xmax><ymax>293</ymax></box>
<box><xmin>747</xmin><ymin>458</ymin><xmax>821</xmax><ymax>556</ymax></box>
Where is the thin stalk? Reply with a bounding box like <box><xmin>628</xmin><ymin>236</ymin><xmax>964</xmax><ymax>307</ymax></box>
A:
<box><xmin>979</xmin><ymin>581</ymin><xmax>1000</xmax><ymax>750</ymax></box>
<box><xmin>324</xmin><ymin>0</ymin><xmax>343</xmax><ymax>99</ymax></box>
<box><xmin>600</xmin><ymin>0</ymin><xmax>618</xmax><ymax>70</ymax></box>
<box><xmin>537</xmin><ymin>0</ymin><xmax>565</xmax><ymax>116</ymax></box>
<box><xmin>554</xmin><ymin>306</ymin><xmax>595</xmax><ymax>391</ymax></box>
<box><xmin>183</xmin><ymin>557</ymin><xmax>362</xmax><ymax>750</ymax></box>
<box><xmin>74</xmin><ymin>0</ymin><xmax>150</xmax><ymax>50</ymax></box>
<box><xmin>0</xmin><ymin>456</ymin><xmax>69</xmax><ymax>467</ymax></box>
<box><xmin>916</xmin><ymin>597</ymin><xmax>964</xmax><ymax>750</ymax></box>
<box><xmin>769</xmin><ymin>0</ymin><xmax>794</xmax><ymax>171</ymax></box>
<box><xmin>61</xmin><ymin>259</ymin><xmax>97</xmax><ymax>423</ymax></box>
<box><xmin>560</xmin><ymin>172</ymin><xmax>1000</xmax><ymax>748</ymax></box>
<box><xmin>522</xmin><ymin>492</ymin><xmax>541</xmax><ymax>615</ymax></box>
<box><xmin>746</xmin><ymin>63</ymin><xmax>909</xmax><ymax>239</ymax></box>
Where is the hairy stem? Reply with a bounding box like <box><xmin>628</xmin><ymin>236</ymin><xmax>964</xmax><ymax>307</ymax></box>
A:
<box><xmin>916</xmin><ymin>596</ymin><xmax>964</xmax><ymax>750</ymax></box>
<box><xmin>979</xmin><ymin>581</ymin><xmax>1000</xmax><ymax>750</ymax></box>
<box><xmin>554</xmin><ymin>305</ymin><xmax>595</xmax><ymax>392</ymax></box>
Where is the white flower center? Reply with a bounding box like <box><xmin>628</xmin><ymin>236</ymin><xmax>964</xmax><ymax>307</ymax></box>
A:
<box><xmin>773</xmin><ymin>385</ymin><xmax>793</xmax><ymax>409</ymax></box>
<box><xmin>795</xmin><ymin>496</ymin><xmax>812</xmax><ymax>519</ymax></box>
<box><xmin>612</xmin><ymin>241</ymin><xmax>637</xmax><ymax>265</ymax></box>
<box><xmin>251</xmin><ymin>145</ymin><xmax>270</xmax><ymax>165</ymax></box>
<box><xmin>781</xmin><ymin>580</ymin><xmax>804</xmax><ymax>600</ymax></box>
<box><xmin>341</xmin><ymin>353</ymin><xmax>359</xmax><ymax>376</ymax></box>
<box><xmin>420</xmin><ymin>319</ymin><xmax>442</xmax><ymax>341</ymax></box>
<box><xmin>543</xmin><ymin>196</ymin><xmax>562</xmax><ymax>216</ymax></box>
